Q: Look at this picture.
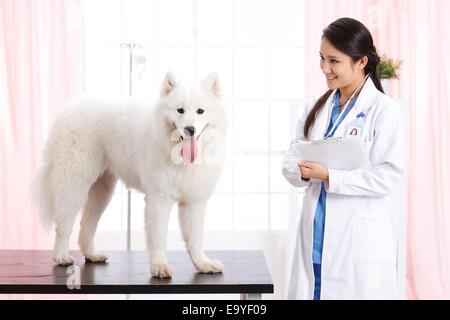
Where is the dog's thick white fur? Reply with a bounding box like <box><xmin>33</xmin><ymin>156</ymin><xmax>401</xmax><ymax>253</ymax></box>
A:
<box><xmin>32</xmin><ymin>72</ymin><xmax>226</xmax><ymax>278</ymax></box>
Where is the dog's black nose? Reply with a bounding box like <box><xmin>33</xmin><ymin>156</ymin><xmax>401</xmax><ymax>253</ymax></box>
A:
<box><xmin>184</xmin><ymin>126</ymin><xmax>195</xmax><ymax>137</ymax></box>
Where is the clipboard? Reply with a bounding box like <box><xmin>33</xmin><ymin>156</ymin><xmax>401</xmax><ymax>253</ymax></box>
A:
<box><xmin>292</xmin><ymin>136</ymin><xmax>371</xmax><ymax>170</ymax></box>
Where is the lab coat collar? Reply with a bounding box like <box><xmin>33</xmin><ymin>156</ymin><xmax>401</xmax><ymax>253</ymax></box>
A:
<box><xmin>347</xmin><ymin>76</ymin><xmax>379</xmax><ymax>114</ymax></box>
<box><xmin>318</xmin><ymin>77</ymin><xmax>380</xmax><ymax>139</ymax></box>
<box><xmin>313</xmin><ymin>77</ymin><xmax>380</xmax><ymax>140</ymax></box>
<box><xmin>330</xmin><ymin>76</ymin><xmax>378</xmax><ymax>113</ymax></box>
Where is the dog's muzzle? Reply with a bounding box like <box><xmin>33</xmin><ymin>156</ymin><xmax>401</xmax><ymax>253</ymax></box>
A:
<box><xmin>173</xmin><ymin>123</ymin><xmax>209</xmax><ymax>163</ymax></box>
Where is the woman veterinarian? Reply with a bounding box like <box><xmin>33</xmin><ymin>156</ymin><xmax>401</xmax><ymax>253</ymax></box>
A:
<box><xmin>282</xmin><ymin>18</ymin><xmax>404</xmax><ymax>299</ymax></box>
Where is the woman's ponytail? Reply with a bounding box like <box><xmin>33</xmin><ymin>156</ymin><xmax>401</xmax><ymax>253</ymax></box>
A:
<box><xmin>366</xmin><ymin>49</ymin><xmax>384</xmax><ymax>94</ymax></box>
<box><xmin>303</xmin><ymin>90</ymin><xmax>332</xmax><ymax>139</ymax></box>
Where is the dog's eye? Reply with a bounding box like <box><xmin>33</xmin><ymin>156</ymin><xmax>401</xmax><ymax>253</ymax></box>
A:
<box><xmin>177</xmin><ymin>108</ymin><xmax>184</xmax><ymax>114</ymax></box>
<box><xmin>197</xmin><ymin>109</ymin><xmax>204</xmax><ymax>115</ymax></box>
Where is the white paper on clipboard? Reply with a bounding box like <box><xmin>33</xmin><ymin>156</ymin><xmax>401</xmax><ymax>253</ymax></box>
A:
<box><xmin>292</xmin><ymin>136</ymin><xmax>371</xmax><ymax>170</ymax></box>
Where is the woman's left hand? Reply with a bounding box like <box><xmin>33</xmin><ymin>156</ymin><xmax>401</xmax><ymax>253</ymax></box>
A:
<box><xmin>298</xmin><ymin>161</ymin><xmax>329</xmax><ymax>183</ymax></box>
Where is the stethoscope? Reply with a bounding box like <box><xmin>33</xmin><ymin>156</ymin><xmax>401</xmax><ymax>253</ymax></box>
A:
<box><xmin>324</xmin><ymin>73</ymin><xmax>370</xmax><ymax>139</ymax></box>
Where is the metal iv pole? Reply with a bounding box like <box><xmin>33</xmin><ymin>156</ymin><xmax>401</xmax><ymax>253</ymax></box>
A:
<box><xmin>120</xmin><ymin>43</ymin><xmax>146</xmax><ymax>251</ymax></box>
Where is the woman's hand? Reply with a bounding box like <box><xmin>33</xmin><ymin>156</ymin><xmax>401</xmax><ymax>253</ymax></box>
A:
<box><xmin>298</xmin><ymin>161</ymin><xmax>329</xmax><ymax>183</ymax></box>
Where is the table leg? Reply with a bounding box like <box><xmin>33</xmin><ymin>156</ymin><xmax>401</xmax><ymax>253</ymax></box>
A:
<box><xmin>240</xmin><ymin>293</ymin><xmax>262</xmax><ymax>300</ymax></box>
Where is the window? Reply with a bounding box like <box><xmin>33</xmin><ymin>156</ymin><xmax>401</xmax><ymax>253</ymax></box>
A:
<box><xmin>84</xmin><ymin>0</ymin><xmax>306</xmax><ymax>233</ymax></box>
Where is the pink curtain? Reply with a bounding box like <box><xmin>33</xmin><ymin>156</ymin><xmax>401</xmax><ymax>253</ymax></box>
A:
<box><xmin>0</xmin><ymin>0</ymin><xmax>85</xmax><ymax>299</ymax></box>
<box><xmin>305</xmin><ymin>0</ymin><xmax>450</xmax><ymax>299</ymax></box>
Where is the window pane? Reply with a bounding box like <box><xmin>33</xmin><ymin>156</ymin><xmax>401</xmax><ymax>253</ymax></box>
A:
<box><xmin>233</xmin><ymin>49</ymin><xmax>269</xmax><ymax>99</ymax></box>
<box><xmin>99</xmin><ymin>192</ymin><xmax>125</xmax><ymax>231</ymax></box>
<box><xmin>205</xmin><ymin>194</ymin><xmax>233</xmax><ymax>230</ymax></box>
<box><xmin>270</xmin><ymin>48</ymin><xmax>305</xmax><ymax>99</ymax></box>
<box><xmin>270</xmin><ymin>0</ymin><xmax>305</xmax><ymax>47</ymax></box>
<box><xmin>233</xmin><ymin>101</ymin><xmax>269</xmax><ymax>152</ymax></box>
<box><xmin>85</xmin><ymin>0</ymin><xmax>121</xmax><ymax>47</ymax></box>
<box><xmin>158</xmin><ymin>0</ymin><xmax>193</xmax><ymax>47</ymax></box>
<box><xmin>197</xmin><ymin>0</ymin><xmax>232</xmax><ymax>47</ymax></box>
<box><xmin>270</xmin><ymin>155</ymin><xmax>291</xmax><ymax>193</ymax></box>
<box><xmin>234</xmin><ymin>194</ymin><xmax>268</xmax><ymax>230</ymax></box>
<box><xmin>234</xmin><ymin>155</ymin><xmax>268</xmax><ymax>193</ymax></box>
<box><xmin>130</xmin><ymin>192</ymin><xmax>145</xmax><ymax>231</ymax></box>
<box><xmin>197</xmin><ymin>49</ymin><xmax>233</xmax><ymax>100</ymax></box>
<box><xmin>270</xmin><ymin>101</ymin><xmax>292</xmax><ymax>152</ymax></box>
<box><xmin>270</xmin><ymin>194</ymin><xmax>289</xmax><ymax>230</ymax></box>
<box><xmin>84</xmin><ymin>0</ymin><xmax>307</xmax><ymax>234</ymax></box>
<box><xmin>157</xmin><ymin>48</ymin><xmax>194</xmax><ymax>83</ymax></box>
<box><xmin>121</xmin><ymin>0</ymin><xmax>157</xmax><ymax>45</ymax></box>
<box><xmin>234</xmin><ymin>0</ymin><xmax>270</xmax><ymax>47</ymax></box>
<box><xmin>85</xmin><ymin>48</ymin><xmax>122</xmax><ymax>95</ymax></box>
<box><xmin>215</xmin><ymin>158</ymin><xmax>233</xmax><ymax>193</ymax></box>
<box><xmin>168</xmin><ymin>205</ymin><xmax>179</xmax><ymax>231</ymax></box>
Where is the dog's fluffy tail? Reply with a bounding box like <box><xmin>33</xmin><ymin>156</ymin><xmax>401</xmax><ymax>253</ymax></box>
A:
<box><xmin>32</xmin><ymin>163</ymin><xmax>55</xmax><ymax>230</ymax></box>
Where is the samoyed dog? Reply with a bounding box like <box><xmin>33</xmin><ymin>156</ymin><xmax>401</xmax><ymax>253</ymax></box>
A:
<box><xmin>32</xmin><ymin>72</ymin><xmax>226</xmax><ymax>278</ymax></box>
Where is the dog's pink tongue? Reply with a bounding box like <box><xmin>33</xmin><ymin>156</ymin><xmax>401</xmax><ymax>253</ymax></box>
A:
<box><xmin>181</xmin><ymin>138</ymin><xmax>198</xmax><ymax>163</ymax></box>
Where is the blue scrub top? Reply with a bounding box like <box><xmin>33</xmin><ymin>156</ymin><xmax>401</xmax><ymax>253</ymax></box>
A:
<box><xmin>312</xmin><ymin>90</ymin><xmax>359</xmax><ymax>264</ymax></box>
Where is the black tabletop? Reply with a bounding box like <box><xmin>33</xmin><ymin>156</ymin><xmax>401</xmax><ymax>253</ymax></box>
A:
<box><xmin>0</xmin><ymin>250</ymin><xmax>274</xmax><ymax>295</ymax></box>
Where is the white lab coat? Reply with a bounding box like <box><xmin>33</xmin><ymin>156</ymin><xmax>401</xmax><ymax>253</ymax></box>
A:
<box><xmin>283</xmin><ymin>78</ymin><xmax>405</xmax><ymax>300</ymax></box>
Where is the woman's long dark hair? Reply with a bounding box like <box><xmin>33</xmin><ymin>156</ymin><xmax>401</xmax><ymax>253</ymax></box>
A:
<box><xmin>304</xmin><ymin>17</ymin><xmax>384</xmax><ymax>139</ymax></box>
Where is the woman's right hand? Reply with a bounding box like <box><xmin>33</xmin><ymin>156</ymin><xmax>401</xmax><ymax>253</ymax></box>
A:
<box><xmin>298</xmin><ymin>160</ymin><xmax>329</xmax><ymax>183</ymax></box>
<box><xmin>298</xmin><ymin>161</ymin><xmax>310</xmax><ymax>181</ymax></box>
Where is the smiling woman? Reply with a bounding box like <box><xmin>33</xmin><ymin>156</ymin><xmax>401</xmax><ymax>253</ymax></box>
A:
<box><xmin>283</xmin><ymin>17</ymin><xmax>405</xmax><ymax>300</ymax></box>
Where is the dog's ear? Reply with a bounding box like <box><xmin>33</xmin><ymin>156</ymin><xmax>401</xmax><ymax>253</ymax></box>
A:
<box><xmin>161</xmin><ymin>71</ymin><xmax>178</xmax><ymax>97</ymax></box>
<box><xmin>203</xmin><ymin>72</ymin><xmax>221</xmax><ymax>99</ymax></box>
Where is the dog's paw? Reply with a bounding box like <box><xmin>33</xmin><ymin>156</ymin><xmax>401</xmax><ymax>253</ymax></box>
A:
<box><xmin>195</xmin><ymin>259</ymin><xmax>224</xmax><ymax>274</ymax></box>
<box><xmin>53</xmin><ymin>254</ymin><xmax>75</xmax><ymax>266</ymax></box>
<box><xmin>151</xmin><ymin>263</ymin><xmax>172</xmax><ymax>278</ymax></box>
<box><xmin>84</xmin><ymin>252</ymin><xmax>108</xmax><ymax>263</ymax></box>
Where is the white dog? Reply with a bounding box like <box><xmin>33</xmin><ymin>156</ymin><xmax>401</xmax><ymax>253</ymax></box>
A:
<box><xmin>32</xmin><ymin>72</ymin><xmax>226</xmax><ymax>278</ymax></box>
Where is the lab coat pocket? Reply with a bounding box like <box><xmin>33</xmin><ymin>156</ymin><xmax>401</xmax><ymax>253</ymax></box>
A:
<box><xmin>363</xmin><ymin>139</ymin><xmax>374</xmax><ymax>155</ymax></box>
<box><xmin>354</xmin><ymin>261</ymin><xmax>398</xmax><ymax>299</ymax></box>
<box><xmin>352</xmin><ymin>216</ymin><xmax>396</xmax><ymax>262</ymax></box>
